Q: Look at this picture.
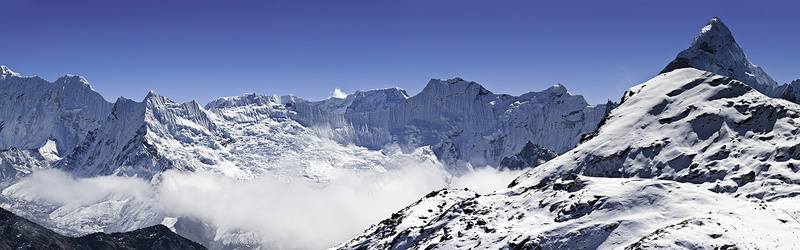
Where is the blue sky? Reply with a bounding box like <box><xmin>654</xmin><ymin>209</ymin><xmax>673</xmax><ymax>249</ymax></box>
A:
<box><xmin>2</xmin><ymin>0</ymin><xmax>799</xmax><ymax>105</ymax></box>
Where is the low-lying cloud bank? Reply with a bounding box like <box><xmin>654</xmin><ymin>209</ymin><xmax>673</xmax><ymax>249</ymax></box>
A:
<box><xmin>2</xmin><ymin>164</ymin><xmax>525</xmax><ymax>249</ymax></box>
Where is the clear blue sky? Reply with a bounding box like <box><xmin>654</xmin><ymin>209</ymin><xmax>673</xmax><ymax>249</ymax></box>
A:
<box><xmin>2</xmin><ymin>0</ymin><xmax>799</xmax><ymax>105</ymax></box>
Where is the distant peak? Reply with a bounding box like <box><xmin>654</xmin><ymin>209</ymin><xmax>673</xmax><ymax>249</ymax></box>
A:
<box><xmin>421</xmin><ymin>77</ymin><xmax>492</xmax><ymax>98</ymax></box>
<box><xmin>352</xmin><ymin>87</ymin><xmax>410</xmax><ymax>98</ymax></box>
<box><xmin>1</xmin><ymin>65</ymin><xmax>20</xmax><ymax>77</ymax></box>
<box><xmin>548</xmin><ymin>83</ymin><xmax>568</xmax><ymax>93</ymax></box>
<box><xmin>692</xmin><ymin>17</ymin><xmax>736</xmax><ymax>51</ymax></box>
<box><xmin>436</xmin><ymin>77</ymin><xmax>466</xmax><ymax>84</ymax></box>
<box><xmin>661</xmin><ymin>17</ymin><xmax>780</xmax><ymax>97</ymax></box>
<box><xmin>144</xmin><ymin>90</ymin><xmax>169</xmax><ymax>103</ymax></box>
<box><xmin>55</xmin><ymin>74</ymin><xmax>89</xmax><ymax>83</ymax></box>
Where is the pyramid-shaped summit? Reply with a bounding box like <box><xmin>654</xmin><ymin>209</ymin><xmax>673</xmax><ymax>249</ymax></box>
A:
<box><xmin>661</xmin><ymin>17</ymin><xmax>784</xmax><ymax>98</ymax></box>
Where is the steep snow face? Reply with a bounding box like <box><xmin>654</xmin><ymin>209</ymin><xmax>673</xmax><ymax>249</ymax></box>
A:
<box><xmin>289</xmin><ymin>78</ymin><xmax>613</xmax><ymax>171</ymax></box>
<box><xmin>661</xmin><ymin>17</ymin><xmax>784</xmax><ymax>98</ymax></box>
<box><xmin>0</xmin><ymin>70</ymin><xmax>112</xmax><ymax>154</ymax></box>
<box><xmin>205</xmin><ymin>92</ymin><xmax>444</xmax><ymax>182</ymax></box>
<box><xmin>0</xmin><ymin>68</ymin><xmax>112</xmax><ymax>178</ymax></box>
<box><xmin>310</xmin><ymin>87</ymin><xmax>410</xmax><ymax>114</ymax></box>
<box><xmin>338</xmin><ymin>68</ymin><xmax>800</xmax><ymax>249</ymax></box>
<box><xmin>60</xmin><ymin>92</ymin><xmax>223</xmax><ymax>179</ymax></box>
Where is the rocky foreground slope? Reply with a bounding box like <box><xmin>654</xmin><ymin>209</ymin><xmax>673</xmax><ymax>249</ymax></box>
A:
<box><xmin>0</xmin><ymin>206</ymin><xmax>205</xmax><ymax>249</ymax></box>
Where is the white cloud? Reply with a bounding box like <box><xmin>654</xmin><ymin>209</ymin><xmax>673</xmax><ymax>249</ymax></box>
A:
<box><xmin>331</xmin><ymin>87</ymin><xmax>348</xmax><ymax>99</ymax></box>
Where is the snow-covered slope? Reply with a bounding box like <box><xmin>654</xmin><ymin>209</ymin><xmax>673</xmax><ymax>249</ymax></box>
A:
<box><xmin>0</xmin><ymin>67</ymin><xmax>112</xmax><ymax>179</ymax></box>
<box><xmin>337</xmin><ymin>176</ymin><xmax>800</xmax><ymax>249</ymax></box>
<box><xmin>661</xmin><ymin>17</ymin><xmax>794</xmax><ymax>101</ymax></box>
<box><xmin>337</xmin><ymin>68</ymin><xmax>800</xmax><ymax>249</ymax></box>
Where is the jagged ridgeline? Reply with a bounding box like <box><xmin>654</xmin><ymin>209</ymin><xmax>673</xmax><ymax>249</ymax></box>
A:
<box><xmin>1</xmin><ymin>65</ymin><xmax>613</xmax><ymax>181</ymax></box>
<box><xmin>336</xmin><ymin>17</ymin><xmax>800</xmax><ymax>249</ymax></box>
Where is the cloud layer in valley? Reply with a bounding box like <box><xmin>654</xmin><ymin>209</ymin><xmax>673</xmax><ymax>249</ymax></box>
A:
<box><xmin>1</xmin><ymin>161</ymin><xmax>524</xmax><ymax>249</ymax></box>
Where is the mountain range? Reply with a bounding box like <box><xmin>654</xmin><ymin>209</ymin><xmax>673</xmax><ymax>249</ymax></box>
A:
<box><xmin>0</xmin><ymin>41</ymin><xmax>610</xmax><ymax>248</ymax></box>
<box><xmin>1</xmin><ymin>16</ymin><xmax>799</xmax><ymax>249</ymax></box>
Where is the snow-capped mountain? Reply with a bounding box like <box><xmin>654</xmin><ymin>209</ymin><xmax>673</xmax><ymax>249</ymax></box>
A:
<box><xmin>337</xmin><ymin>68</ymin><xmax>800</xmax><ymax>250</ymax></box>
<box><xmin>661</xmin><ymin>17</ymin><xmax>800</xmax><ymax>103</ymax></box>
<box><xmin>0</xmin><ymin>68</ymin><xmax>112</xmax><ymax>180</ymax></box>
<box><xmin>2</xmin><ymin>64</ymin><xmax>610</xmax><ymax>182</ymax></box>
<box><xmin>59</xmin><ymin>91</ymin><xmax>222</xmax><ymax>179</ymax></box>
